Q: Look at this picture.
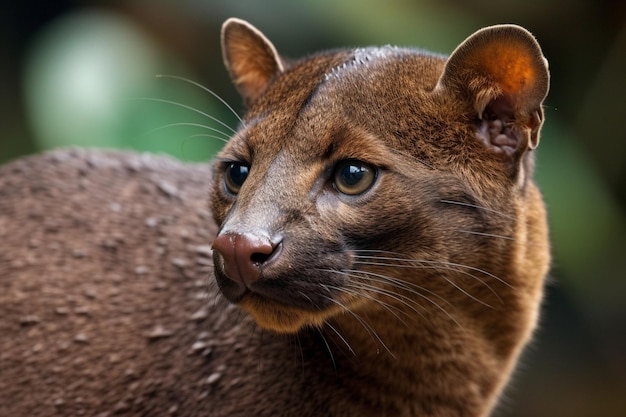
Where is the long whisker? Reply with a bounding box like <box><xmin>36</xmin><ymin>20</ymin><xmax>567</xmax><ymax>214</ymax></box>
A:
<box><xmin>333</xmin><ymin>260</ymin><xmax>454</xmax><ymax>307</ymax></box>
<box><xmin>458</xmin><ymin>230</ymin><xmax>548</xmax><ymax>248</ymax></box>
<box><xmin>341</xmin><ymin>277</ymin><xmax>427</xmax><ymax>318</ymax></box>
<box><xmin>316</xmin><ymin>327</ymin><xmax>336</xmax><ymax>370</ymax></box>
<box><xmin>345</xmin><ymin>279</ymin><xmax>438</xmax><ymax>327</ymax></box>
<box><xmin>156</xmin><ymin>74</ymin><xmax>245</xmax><ymax>126</ymax></box>
<box><xmin>459</xmin><ymin>230</ymin><xmax>516</xmax><ymax>240</ymax></box>
<box><xmin>323</xmin><ymin>281</ymin><xmax>410</xmax><ymax>326</ymax></box>
<box><xmin>293</xmin><ymin>332</ymin><xmax>305</xmax><ymax>375</ymax></box>
<box><xmin>344</xmin><ymin>282</ymin><xmax>425</xmax><ymax>326</ymax></box>
<box><xmin>320</xmin><ymin>292</ymin><xmax>395</xmax><ymax>358</ymax></box>
<box><xmin>139</xmin><ymin>122</ymin><xmax>233</xmax><ymax>142</ymax></box>
<box><xmin>323</xmin><ymin>321</ymin><xmax>355</xmax><ymax>356</ymax></box>
<box><xmin>186</xmin><ymin>133</ymin><xmax>230</xmax><ymax>144</ymax></box>
<box><xmin>353</xmin><ymin>250</ymin><xmax>513</xmax><ymax>289</ymax></box>
<box><xmin>132</xmin><ymin>97</ymin><xmax>238</xmax><ymax>135</ymax></box>
<box><xmin>438</xmin><ymin>199</ymin><xmax>515</xmax><ymax>220</ymax></box>
<box><xmin>298</xmin><ymin>290</ymin><xmax>317</xmax><ymax>308</ymax></box>
<box><xmin>341</xmin><ymin>268</ymin><xmax>464</xmax><ymax>330</ymax></box>
<box><xmin>332</xmin><ymin>267</ymin><xmax>456</xmax><ymax>325</ymax></box>
<box><xmin>352</xmin><ymin>259</ymin><xmax>501</xmax><ymax>307</ymax></box>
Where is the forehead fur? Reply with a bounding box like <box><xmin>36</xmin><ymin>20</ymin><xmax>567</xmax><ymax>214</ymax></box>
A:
<box><xmin>321</xmin><ymin>46</ymin><xmax>447</xmax><ymax>90</ymax></box>
<box><xmin>293</xmin><ymin>48</ymin><xmax>449</xmax><ymax>154</ymax></box>
<box><xmin>324</xmin><ymin>46</ymin><xmax>403</xmax><ymax>81</ymax></box>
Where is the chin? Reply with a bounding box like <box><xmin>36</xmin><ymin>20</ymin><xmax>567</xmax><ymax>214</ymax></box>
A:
<box><xmin>240</xmin><ymin>295</ymin><xmax>337</xmax><ymax>334</ymax></box>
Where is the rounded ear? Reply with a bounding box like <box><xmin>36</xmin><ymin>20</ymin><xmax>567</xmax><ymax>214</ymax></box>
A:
<box><xmin>436</xmin><ymin>25</ymin><xmax>549</xmax><ymax>152</ymax></box>
<box><xmin>221</xmin><ymin>18</ymin><xmax>284</xmax><ymax>107</ymax></box>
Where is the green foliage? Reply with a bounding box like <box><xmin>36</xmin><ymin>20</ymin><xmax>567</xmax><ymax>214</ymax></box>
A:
<box><xmin>23</xmin><ymin>10</ymin><xmax>229</xmax><ymax>162</ymax></box>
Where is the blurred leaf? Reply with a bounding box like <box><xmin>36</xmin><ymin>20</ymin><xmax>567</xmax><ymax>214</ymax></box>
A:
<box><xmin>536</xmin><ymin>120</ymin><xmax>626</xmax><ymax>289</ymax></box>
<box><xmin>23</xmin><ymin>9</ymin><xmax>229</xmax><ymax>161</ymax></box>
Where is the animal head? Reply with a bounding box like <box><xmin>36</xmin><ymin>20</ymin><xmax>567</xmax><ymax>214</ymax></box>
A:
<box><xmin>210</xmin><ymin>18</ymin><xmax>549</xmax><ymax>334</ymax></box>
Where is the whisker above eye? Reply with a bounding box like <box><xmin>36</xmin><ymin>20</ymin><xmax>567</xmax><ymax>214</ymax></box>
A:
<box><xmin>132</xmin><ymin>97</ymin><xmax>238</xmax><ymax>135</ymax></box>
<box><xmin>186</xmin><ymin>133</ymin><xmax>230</xmax><ymax>144</ymax></box>
<box><xmin>156</xmin><ymin>74</ymin><xmax>245</xmax><ymax>126</ymax></box>
<box><xmin>389</xmin><ymin>148</ymin><xmax>435</xmax><ymax>170</ymax></box>
<box><xmin>138</xmin><ymin>122</ymin><xmax>233</xmax><ymax>142</ymax></box>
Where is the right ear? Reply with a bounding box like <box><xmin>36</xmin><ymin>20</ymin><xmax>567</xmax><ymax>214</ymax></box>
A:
<box><xmin>221</xmin><ymin>18</ymin><xmax>285</xmax><ymax>107</ymax></box>
<box><xmin>435</xmin><ymin>25</ymin><xmax>549</xmax><ymax>156</ymax></box>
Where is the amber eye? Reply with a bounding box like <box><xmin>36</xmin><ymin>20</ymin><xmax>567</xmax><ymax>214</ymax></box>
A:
<box><xmin>224</xmin><ymin>162</ymin><xmax>250</xmax><ymax>194</ymax></box>
<box><xmin>333</xmin><ymin>160</ymin><xmax>377</xmax><ymax>195</ymax></box>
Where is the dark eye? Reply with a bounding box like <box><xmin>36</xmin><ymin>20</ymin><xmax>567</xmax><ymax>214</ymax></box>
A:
<box><xmin>333</xmin><ymin>160</ymin><xmax>377</xmax><ymax>195</ymax></box>
<box><xmin>224</xmin><ymin>162</ymin><xmax>250</xmax><ymax>194</ymax></box>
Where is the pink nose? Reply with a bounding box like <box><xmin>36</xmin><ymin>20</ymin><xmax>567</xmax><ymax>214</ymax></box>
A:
<box><xmin>212</xmin><ymin>232</ymin><xmax>279</xmax><ymax>286</ymax></box>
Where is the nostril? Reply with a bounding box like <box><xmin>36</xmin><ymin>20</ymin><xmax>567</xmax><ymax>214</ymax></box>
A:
<box><xmin>251</xmin><ymin>252</ymin><xmax>270</xmax><ymax>265</ymax></box>
<box><xmin>213</xmin><ymin>231</ymin><xmax>282</xmax><ymax>286</ymax></box>
<box><xmin>250</xmin><ymin>240</ymin><xmax>282</xmax><ymax>266</ymax></box>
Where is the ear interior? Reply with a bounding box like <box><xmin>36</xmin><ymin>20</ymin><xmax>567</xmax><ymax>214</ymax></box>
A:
<box><xmin>437</xmin><ymin>25</ymin><xmax>549</xmax><ymax>156</ymax></box>
<box><xmin>221</xmin><ymin>18</ymin><xmax>284</xmax><ymax>106</ymax></box>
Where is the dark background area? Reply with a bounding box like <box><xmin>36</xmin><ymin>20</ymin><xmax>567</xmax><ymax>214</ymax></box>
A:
<box><xmin>1</xmin><ymin>1</ymin><xmax>625</xmax><ymax>416</ymax></box>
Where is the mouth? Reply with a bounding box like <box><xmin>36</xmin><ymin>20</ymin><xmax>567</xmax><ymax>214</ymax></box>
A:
<box><xmin>214</xmin><ymin>268</ymin><xmax>348</xmax><ymax>333</ymax></box>
<box><xmin>214</xmin><ymin>258</ymin><xmax>344</xmax><ymax>305</ymax></box>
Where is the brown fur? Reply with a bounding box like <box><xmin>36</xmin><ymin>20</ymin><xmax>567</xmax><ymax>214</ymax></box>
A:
<box><xmin>0</xmin><ymin>19</ymin><xmax>550</xmax><ymax>416</ymax></box>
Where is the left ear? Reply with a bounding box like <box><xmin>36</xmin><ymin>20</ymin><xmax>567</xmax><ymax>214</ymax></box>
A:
<box><xmin>436</xmin><ymin>25</ymin><xmax>549</xmax><ymax>157</ymax></box>
<box><xmin>221</xmin><ymin>18</ymin><xmax>285</xmax><ymax>108</ymax></box>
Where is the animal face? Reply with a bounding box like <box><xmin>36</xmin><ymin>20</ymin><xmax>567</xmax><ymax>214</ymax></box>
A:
<box><xmin>210</xmin><ymin>19</ymin><xmax>549</xmax><ymax>334</ymax></box>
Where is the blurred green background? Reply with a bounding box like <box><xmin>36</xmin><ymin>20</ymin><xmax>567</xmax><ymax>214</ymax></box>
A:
<box><xmin>1</xmin><ymin>1</ymin><xmax>625</xmax><ymax>416</ymax></box>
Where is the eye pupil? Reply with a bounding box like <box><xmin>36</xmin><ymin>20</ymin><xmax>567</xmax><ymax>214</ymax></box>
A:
<box><xmin>341</xmin><ymin>164</ymin><xmax>366</xmax><ymax>186</ymax></box>
<box><xmin>224</xmin><ymin>162</ymin><xmax>249</xmax><ymax>194</ymax></box>
<box><xmin>333</xmin><ymin>160</ymin><xmax>376</xmax><ymax>195</ymax></box>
